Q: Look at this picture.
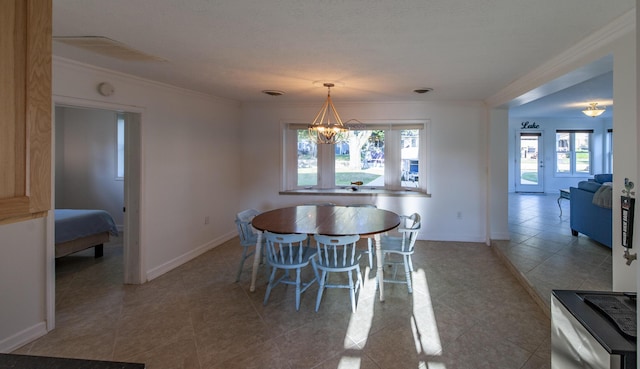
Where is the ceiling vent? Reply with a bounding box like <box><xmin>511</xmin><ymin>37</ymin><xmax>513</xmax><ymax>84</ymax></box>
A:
<box><xmin>262</xmin><ymin>90</ymin><xmax>285</xmax><ymax>96</ymax></box>
<box><xmin>53</xmin><ymin>36</ymin><xmax>166</xmax><ymax>62</ymax></box>
<box><xmin>413</xmin><ymin>88</ymin><xmax>433</xmax><ymax>94</ymax></box>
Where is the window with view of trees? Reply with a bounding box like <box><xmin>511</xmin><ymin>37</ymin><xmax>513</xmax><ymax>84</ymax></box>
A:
<box><xmin>555</xmin><ymin>130</ymin><xmax>592</xmax><ymax>176</ymax></box>
<box><xmin>285</xmin><ymin>122</ymin><xmax>427</xmax><ymax>192</ymax></box>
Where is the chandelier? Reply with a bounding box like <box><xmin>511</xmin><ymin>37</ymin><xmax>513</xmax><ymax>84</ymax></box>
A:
<box><xmin>308</xmin><ymin>83</ymin><xmax>348</xmax><ymax>144</ymax></box>
<box><xmin>582</xmin><ymin>102</ymin><xmax>606</xmax><ymax>118</ymax></box>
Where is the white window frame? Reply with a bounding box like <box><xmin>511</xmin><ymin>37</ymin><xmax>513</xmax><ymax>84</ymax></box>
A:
<box><xmin>554</xmin><ymin>129</ymin><xmax>593</xmax><ymax>177</ymax></box>
<box><xmin>282</xmin><ymin>120</ymin><xmax>429</xmax><ymax>194</ymax></box>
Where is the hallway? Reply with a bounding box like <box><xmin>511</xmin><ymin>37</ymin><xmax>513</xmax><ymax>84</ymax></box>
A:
<box><xmin>494</xmin><ymin>193</ymin><xmax>612</xmax><ymax>314</ymax></box>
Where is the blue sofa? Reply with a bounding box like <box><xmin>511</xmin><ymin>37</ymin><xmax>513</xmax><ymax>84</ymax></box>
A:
<box><xmin>569</xmin><ymin>174</ymin><xmax>612</xmax><ymax>248</ymax></box>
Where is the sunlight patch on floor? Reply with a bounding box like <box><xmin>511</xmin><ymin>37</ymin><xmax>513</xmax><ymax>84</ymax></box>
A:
<box><xmin>412</xmin><ymin>268</ymin><xmax>443</xmax><ymax>356</ymax></box>
<box><xmin>336</xmin><ymin>356</ymin><xmax>361</xmax><ymax>369</ymax></box>
<box><xmin>340</xmin><ymin>266</ymin><xmax>445</xmax><ymax>368</ymax></box>
<box><xmin>426</xmin><ymin>362</ymin><xmax>447</xmax><ymax>368</ymax></box>
<box><xmin>344</xmin><ymin>266</ymin><xmax>376</xmax><ymax>347</ymax></box>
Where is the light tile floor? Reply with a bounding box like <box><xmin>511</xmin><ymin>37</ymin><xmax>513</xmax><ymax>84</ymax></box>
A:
<box><xmin>13</xmin><ymin>216</ymin><xmax>558</xmax><ymax>368</ymax></box>
<box><xmin>494</xmin><ymin>193</ymin><xmax>612</xmax><ymax>314</ymax></box>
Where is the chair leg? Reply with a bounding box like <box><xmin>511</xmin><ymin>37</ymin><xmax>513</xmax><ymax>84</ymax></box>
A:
<box><xmin>404</xmin><ymin>256</ymin><xmax>413</xmax><ymax>294</ymax></box>
<box><xmin>295</xmin><ymin>268</ymin><xmax>302</xmax><ymax>311</ymax></box>
<box><xmin>315</xmin><ymin>270</ymin><xmax>327</xmax><ymax>312</ymax></box>
<box><xmin>263</xmin><ymin>266</ymin><xmax>278</xmax><ymax>305</ymax></box>
<box><xmin>236</xmin><ymin>247</ymin><xmax>249</xmax><ymax>282</ymax></box>
<box><xmin>348</xmin><ymin>270</ymin><xmax>357</xmax><ymax>313</ymax></box>
<box><xmin>367</xmin><ymin>238</ymin><xmax>374</xmax><ymax>269</ymax></box>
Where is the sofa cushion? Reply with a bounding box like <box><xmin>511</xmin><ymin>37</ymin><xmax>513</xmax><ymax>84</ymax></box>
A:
<box><xmin>578</xmin><ymin>180</ymin><xmax>602</xmax><ymax>193</ymax></box>
<box><xmin>594</xmin><ymin>174</ymin><xmax>613</xmax><ymax>183</ymax></box>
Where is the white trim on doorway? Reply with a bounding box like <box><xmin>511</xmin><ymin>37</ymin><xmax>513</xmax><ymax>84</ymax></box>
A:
<box><xmin>49</xmin><ymin>95</ymin><xmax>145</xmax><ymax>332</ymax></box>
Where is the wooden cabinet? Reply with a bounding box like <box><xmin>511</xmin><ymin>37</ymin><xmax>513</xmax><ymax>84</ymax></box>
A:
<box><xmin>0</xmin><ymin>0</ymin><xmax>51</xmax><ymax>223</ymax></box>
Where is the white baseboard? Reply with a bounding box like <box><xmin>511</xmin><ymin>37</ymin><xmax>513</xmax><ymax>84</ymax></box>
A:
<box><xmin>490</xmin><ymin>232</ymin><xmax>511</xmax><ymax>240</ymax></box>
<box><xmin>423</xmin><ymin>231</ymin><xmax>487</xmax><ymax>243</ymax></box>
<box><xmin>0</xmin><ymin>321</ymin><xmax>47</xmax><ymax>353</ymax></box>
<box><xmin>146</xmin><ymin>231</ymin><xmax>237</xmax><ymax>281</ymax></box>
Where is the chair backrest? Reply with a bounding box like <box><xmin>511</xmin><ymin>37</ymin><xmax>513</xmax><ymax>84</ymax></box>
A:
<box><xmin>264</xmin><ymin>232</ymin><xmax>309</xmax><ymax>266</ymax></box>
<box><xmin>313</xmin><ymin>234</ymin><xmax>361</xmax><ymax>268</ymax></box>
<box><xmin>235</xmin><ymin>209</ymin><xmax>260</xmax><ymax>246</ymax></box>
<box><xmin>398</xmin><ymin>213</ymin><xmax>421</xmax><ymax>252</ymax></box>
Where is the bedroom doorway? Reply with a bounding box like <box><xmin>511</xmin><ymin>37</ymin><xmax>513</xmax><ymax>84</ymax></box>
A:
<box><xmin>52</xmin><ymin>99</ymin><xmax>143</xmax><ymax>286</ymax></box>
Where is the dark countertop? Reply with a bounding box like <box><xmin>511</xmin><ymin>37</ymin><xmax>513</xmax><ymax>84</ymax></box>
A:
<box><xmin>552</xmin><ymin>290</ymin><xmax>636</xmax><ymax>357</ymax></box>
<box><xmin>0</xmin><ymin>354</ymin><xmax>144</xmax><ymax>369</ymax></box>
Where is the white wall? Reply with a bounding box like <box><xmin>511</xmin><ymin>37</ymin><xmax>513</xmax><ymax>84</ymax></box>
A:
<box><xmin>0</xmin><ymin>218</ymin><xmax>48</xmax><ymax>351</ymax></box>
<box><xmin>611</xmin><ymin>31</ymin><xmax>637</xmax><ymax>292</ymax></box>
<box><xmin>239</xmin><ymin>100</ymin><xmax>489</xmax><ymax>242</ymax></box>
<box><xmin>52</xmin><ymin>58</ymin><xmax>243</xmax><ymax>278</ymax></box>
<box><xmin>489</xmin><ymin>108</ymin><xmax>510</xmax><ymax>240</ymax></box>
<box><xmin>507</xmin><ymin>116</ymin><xmax>612</xmax><ymax>193</ymax></box>
<box><xmin>55</xmin><ymin>106</ymin><xmax>125</xmax><ymax>226</ymax></box>
<box><xmin>0</xmin><ymin>58</ymin><xmax>243</xmax><ymax>351</ymax></box>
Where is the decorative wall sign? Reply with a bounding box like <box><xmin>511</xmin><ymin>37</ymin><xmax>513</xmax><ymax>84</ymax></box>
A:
<box><xmin>621</xmin><ymin>196</ymin><xmax>634</xmax><ymax>248</ymax></box>
<box><xmin>621</xmin><ymin>177</ymin><xmax>637</xmax><ymax>265</ymax></box>
<box><xmin>521</xmin><ymin>121</ymin><xmax>539</xmax><ymax>129</ymax></box>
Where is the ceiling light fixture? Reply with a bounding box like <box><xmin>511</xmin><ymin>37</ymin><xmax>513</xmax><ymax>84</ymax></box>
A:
<box><xmin>308</xmin><ymin>83</ymin><xmax>348</xmax><ymax>144</ymax></box>
<box><xmin>582</xmin><ymin>102</ymin><xmax>606</xmax><ymax>118</ymax></box>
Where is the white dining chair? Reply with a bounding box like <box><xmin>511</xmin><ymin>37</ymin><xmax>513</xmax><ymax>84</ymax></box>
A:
<box><xmin>263</xmin><ymin>232</ymin><xmax>317</xmax><ymax>311</ymax></box>
<box><xmin>311</xmin><ymin>234</ymin><xmax>363</xmax><ymax>313</ymax></box>
<box><xmin>379</xmin><ymin>213</ymin><xmax>421</xmax><ymax>293</ymax></box>
<box><xmin>234</xmin><ymin>209</ymin><xmax>264</xmax><ymax>282</ymax></box>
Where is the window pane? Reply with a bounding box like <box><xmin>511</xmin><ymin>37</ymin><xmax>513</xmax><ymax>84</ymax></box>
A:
<box><xmin>117</xmin><ymin>116</ymin><xmax>125</xmax><ymax>178</ymax></box>
<box><xmin>575</xmin><ymin>132</ymin><xmax>590</xmax><ymax>174</ymax></box>
<box><xmin>297</xmin><ymin>130</ymin><xmax>317</xmax><ymax>186</ymax></box>
<box><xmin>401</xmin><ymin>129</ymin><xmax>419</xmax><ymax>187</ymax></box>
<box><xmin>335</xmin><ymin>130</ymin><xmax>384</xmax><ymax>186</ymax></box>
<box><xmin>555</xmin><ymin>132</ymin><xmax>570</xmax><ymax>173</ymax></box>
<box><xmin>556</xmin><ymin>153</ymin><xmax>570</xmax><ymax>173</ymax></box>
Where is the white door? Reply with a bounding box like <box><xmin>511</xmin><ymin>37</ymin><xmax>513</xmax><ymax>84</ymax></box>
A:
<box><xmin>516</xmin><ymin>132</ymin><xmax>544</xmax><ymax>192</ymax></box>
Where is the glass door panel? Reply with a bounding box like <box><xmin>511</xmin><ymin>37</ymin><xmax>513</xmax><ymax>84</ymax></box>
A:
<box><xmin>516</xmin><ymin>132</ymin><xmax>544</xmax><ymax>192</ymax></box>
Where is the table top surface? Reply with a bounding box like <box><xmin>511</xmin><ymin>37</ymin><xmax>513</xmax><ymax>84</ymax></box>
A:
<box><xmin>251</xmin><ymin>205</ymin><xmax>401</xmax><ymax>236</ymax></box>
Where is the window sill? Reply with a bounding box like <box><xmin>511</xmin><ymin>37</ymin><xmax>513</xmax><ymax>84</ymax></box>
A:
<box><xmin>280</xmin><ymin>188</ymin><xmax>430</xmax><ymax>197</ymax></box>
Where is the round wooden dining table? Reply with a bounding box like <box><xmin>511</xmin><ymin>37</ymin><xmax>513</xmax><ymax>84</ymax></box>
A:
<box><xmin>249</xmin><ymin>205</ymin><xmax>401</xmax><ymax>302</ymax></box>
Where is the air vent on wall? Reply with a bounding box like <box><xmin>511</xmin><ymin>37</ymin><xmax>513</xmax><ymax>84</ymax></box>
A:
<box><xmin>53</xmin><ymin>36</ymin><xmax>166</xmax><ymax>62</ymax></box>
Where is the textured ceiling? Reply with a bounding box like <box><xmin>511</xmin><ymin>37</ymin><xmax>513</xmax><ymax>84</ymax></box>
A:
<box><xmin>52</xmin><ymin>0</ymin><xmax>634</xmax><ymax>109</ymax></box>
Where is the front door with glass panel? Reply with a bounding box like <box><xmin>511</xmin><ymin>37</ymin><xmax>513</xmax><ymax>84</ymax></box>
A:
<box><xmin>516</xmin><ymin>132</ymin><xmax>544</xmax><ymax>192</ymax></box>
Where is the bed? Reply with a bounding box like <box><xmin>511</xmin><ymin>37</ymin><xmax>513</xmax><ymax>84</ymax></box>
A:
<box><xmin>55</xmin><ymin>209</ymin><xmax>119</xmax><ymax>258</ymax></box>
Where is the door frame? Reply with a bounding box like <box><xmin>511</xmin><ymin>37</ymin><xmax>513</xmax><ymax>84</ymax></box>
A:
<box><xmin>48</xmin><ymin>96</ymin><xmax>144</xmax><ymax>330</ymax></box>
<box><xmin>515</xmin><ymin>131</ymin><xmax>544</xmax><ymax>193</ymax></box>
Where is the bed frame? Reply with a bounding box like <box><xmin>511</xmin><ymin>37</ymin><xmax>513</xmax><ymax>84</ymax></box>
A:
<box><xmin>55</xmin><ymin>231</ymin><xmax>110</xmax><ymax>258</ymax></box>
